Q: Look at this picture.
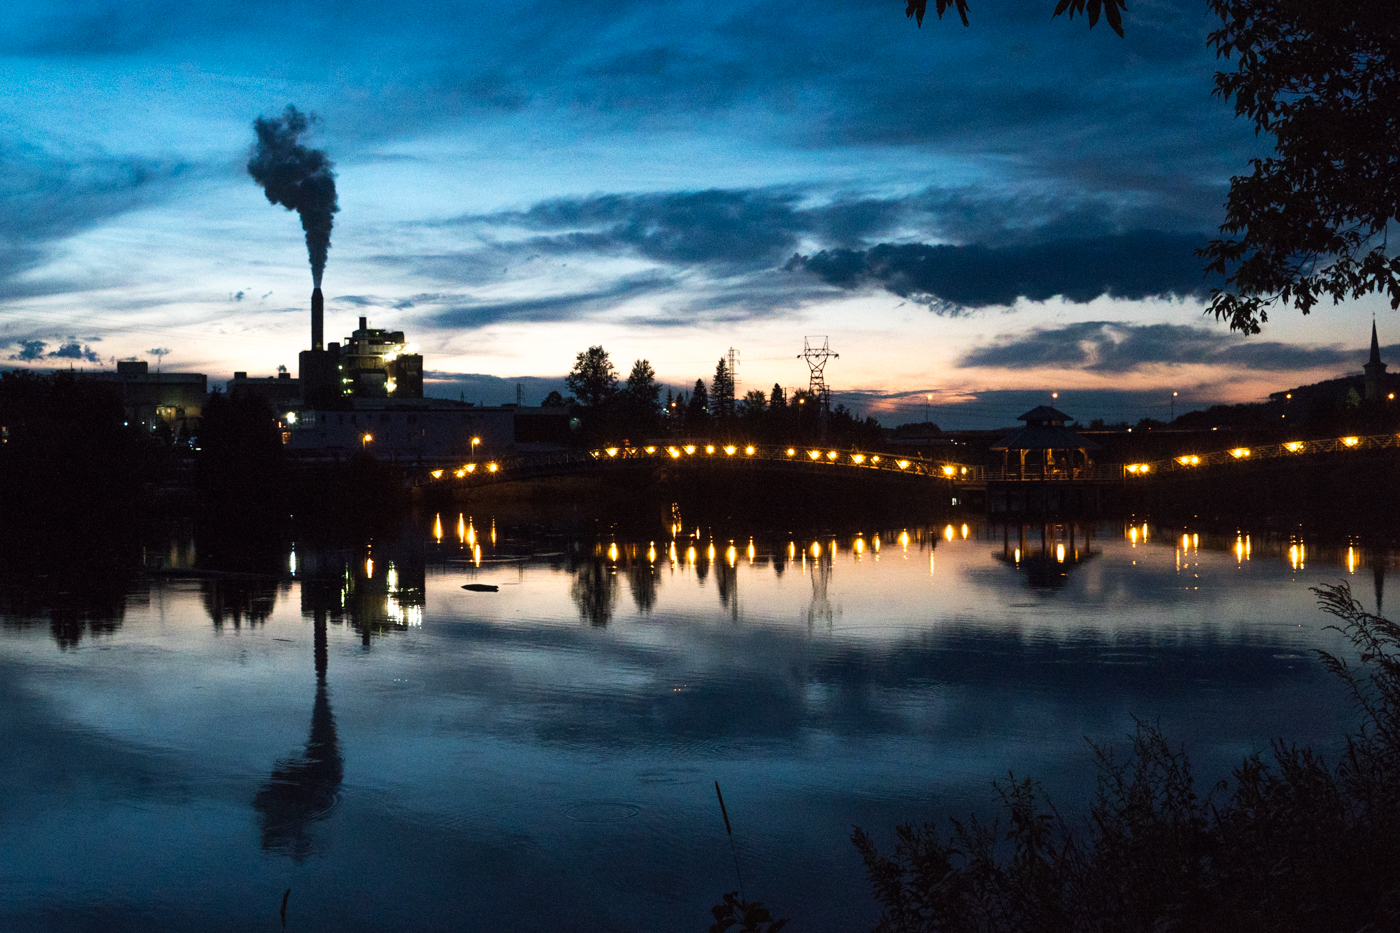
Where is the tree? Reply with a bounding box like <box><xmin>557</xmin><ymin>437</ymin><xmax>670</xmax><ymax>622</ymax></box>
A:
<box><xmin>906</xmin><ymin>0</ymin><xmax>1400</xmax><ymax>334</ymax></box>
<box><xmin>769</xmin><ymin>383</ymin><xmax>787</xmax><ymax>412</ymax></box>
<box><xmin>740</xmin><ymin>389</ymin><xmax>768</xmax><ymax>419</ymax></box>
<box><xmin>1201</xmin><ymin>0</ymin><xmax>1400</xmax><ymax>333</ymax></box>
<box><xmin>711</xmin><ymin>357</ymin><xmax>735</xmax><ymax>419</ymax></box>
<box><xmin>541</xmin><ymin>390</ymin><xmax>566</xmax><ymax>407</ymax></box>
<box><xmin>687</xmin><ymin>379</ymin><xmax>710</xmax><ymax>428</ymax></box>
<box><xmin>564</xmin><ymin>346</ymin><xmax>618</xmax><ymax>410</ymax></box>
<box><xmin>622</xmin><ymin>358</ymin><xmax>661</xmax><ymax>438</ymax></box>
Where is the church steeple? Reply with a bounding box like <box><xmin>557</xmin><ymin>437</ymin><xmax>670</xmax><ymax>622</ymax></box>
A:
<box><xmin>1365</xmin><ymin>319</ymin><xmax>1387</xmax><ymax>401</ymax></box>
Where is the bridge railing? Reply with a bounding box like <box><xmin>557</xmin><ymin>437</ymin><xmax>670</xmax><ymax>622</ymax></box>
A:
<box><xmin>421</xmin><ymin>442</ymin><xmax>986</xmax><ymax>485</ymax></box>
<box><xmin>1121</xmin><ymin>430</ymin><xmax>1400</xmax><ymax>478</ymax></box>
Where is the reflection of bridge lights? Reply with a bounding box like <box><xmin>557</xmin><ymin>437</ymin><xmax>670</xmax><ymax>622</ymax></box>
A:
<box><xmin>1343</xmin><ymin>436</ymin><xmax>1360</xmax><ymax>447</ymax></box>
<box><xmin>1056</xmin><ymin>543</ymin><xmax>1065</xmax><ymax>563</ymax></box>
<box><xmin>365</xmin><ymin>556</ymin><xmax>374</xmax><ymax>578</ymax></box>
<box><xmin>811</xmin><ymin>542</ymin><xmax>821</xmax><ymax>558</ymax></box>
<box><xmin>648</xmin><ymin>543</ymin><xmax>657</xmax><ymax>562</ymax></box>
<box><xmin>1130</xmin><ymin>526</ymin><xmax>1138</xmax><ymax>544</ymax></box>
<box><xmin>961</xmin><ymin>524</ymin><xmax>968</xmax><ymax>539</ymax></box>
<box><xmin>788</xmin><ymin>541</ymin><xmax>796</xmax><ymax>559</ymax></box>
<box><xmin>872</xmin><ymin>534</ymin><xmax>880</xmax><ymax>552</ymax></box>
<box><xmin>726</xmin><ymin>545</ymin><xmax>737</xmax><ymax>566</ymax></box>
<box><xmin>457</xmin><ymin>514</ymin><xmax>466</xmax><ymax>543</ymax></box>
<box><xmin>899</xmin><ymin>530</ymin><xmax>909</xmax><ymax>550</ymax></box>
<box><xmin>433</xmin><ymin>514</ymin><xmax>443</xmax><ymax>540</ymax></box>
<box><xmin>944</xmin><ymin>525</ymin><xmax>954</xmax><ymax>542</ymax></box>
<box><xmin>1230</xmin><ymin>448</ymin><xmax>1251</xmax><ymax>458</ymax></box>
<box><xmin>707</xmin><ymin>543</ymin><xmax>716</xmax><ymax>561</ymax></box>
<box><xmin>473</xmin><ymin>544</ymin><xmax>481</xmax><ymax>567</ymax></box>
<box><xmin>1348</xmin><ymin>546</ymin><xmax>1356</xmax><ymax>574</ymax></box>
<box><xmin>897</xmin><ymin>460</ymin><xmax>910</xmax><ymax>470</ymax></box>
<box><xmin>854</xmin><ymin>537</ymin><xmax>865</xmax><ymax>555</ymax></box>
<box><xmin>1014</xmin><ymin>548</ymin><xmax>1020</xmax><ymax>564</ymax></box>
<box><xmin>608</xmin><ymin>543</ymin><xmax>619</xmax><ymax>562</ymax></box>
<box><xmin>747</xmin><ymin>541</ymin><xmax>755</xmax><ymax>562</ymax></box>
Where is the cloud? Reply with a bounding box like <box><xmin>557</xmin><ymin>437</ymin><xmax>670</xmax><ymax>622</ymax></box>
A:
<box><xmin>433</xmin><ymin>273</ymin><xmax>676</xmax><ymax>329</ymax></box>
<box><xmin>961</xmin><ymin>322</ymin><xmax>1360</xmax><ymax>373</ymax></box>
<box><xmin>0</xmin><ymin>141</ymin><xmax>193</xmax><ymax>296</ymax></box>
<box><xmin>794</xmin><ymin>231</ymin><xmax>1217</xmax><ymax>309</ymax></box>
<box><xmin>7</xmin><ymin>340</ymin><xmax>47</xmax><ymax>361</ymax></box>
<box><xmin>48</xmin><ymin>342</ymin><xmax>102</xmax><ymax>362</ymax></box>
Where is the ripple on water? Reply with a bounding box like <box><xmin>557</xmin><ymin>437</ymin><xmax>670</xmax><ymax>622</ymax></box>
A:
<box><xmin>565</xmin><ymin>802</ymin><xmax>641</xmax><ymax>823</ymax></box>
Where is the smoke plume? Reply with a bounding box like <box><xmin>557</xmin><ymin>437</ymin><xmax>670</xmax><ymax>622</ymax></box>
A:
<box><xmin>247</xmin><ymin>105</ymin><xmax>339</xmax><ymax>287</ymax></box>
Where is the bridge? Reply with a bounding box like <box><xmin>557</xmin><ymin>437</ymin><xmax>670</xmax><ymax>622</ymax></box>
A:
<box><xmin>420</xmin><ymin>441</ymin><xmax>988</xmax><ymax>488</ymax></box>
<box><xmin>415</xmin><ymin>428</ymin><xmax>1400</xmax><ymax>491</ymax></box>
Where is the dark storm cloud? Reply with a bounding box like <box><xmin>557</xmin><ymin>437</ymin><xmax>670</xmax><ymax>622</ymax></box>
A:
<box><xmin>794</xmin><ymin>231</ymin><xmax>1216</xmax><ymax>310</ymax></box>
<box><xmin>962</xmin><ymin>322</ymin><xmax>1360</xmax><ymax>373</ymax></box>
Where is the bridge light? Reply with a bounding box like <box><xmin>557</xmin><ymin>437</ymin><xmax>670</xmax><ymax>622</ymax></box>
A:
<box><xmin>827</xmin><ymin>451</ymin><xmax>838</xmax><ymax>460</ymax></box>
<box><xmin>466</xmin><ymin>463</ymin><xmax>476</xmax><ymax>473</ymax></box>
<box><xmin>871</xmin><ymin>455</ymin><xmax>880</xmax><ymax>463</ymax></box>
<box><xmin>724</xmin><ymin>445</ymin><xmax>736</xmax><ymax>455</ymax></box>
<box><xmin>454</xmin><ymin>469</ymin><xmax>465</xmax><ymax>478</ymax></box>
<box><xmin>1343</xmin><ymin>436</ymin><xmax>1360</xmax><ymax>447</ymax></box>
<box><xmin>684</xmin><ymin>445</ymin><xmax>696</xmax><ymax>455</ymax></box>
<box><xmin>896</xmin><ymin>459</ymin><xmax>910</xmax><ymax>470</ymax></box>
<box><xmin>942</xmin><ymin>465</ymin><xmax>956</xmax><ymax>476</ymax></box>
<box><xmin>431</xmin><ymin>469</ymin><xmax>443</xmax><ymax>479</ymax></box>
<box><xmin>961</xmin><ymin>467</ymin><xmax>967</xmax><ymax>474</ymax></box>
<box><xmin>668</xmin><ymin>446</ymin><xmax>681</xmax><ymax>458</ymax></box>
<box><xmin>851</xmin><ymin>454</ymin><xmax>865</xmax><ymax>464</ymax></box>
<box><xmin>606</xmin><ymin>447</ymin><xmax>618</xmax><ymax>457</ymax></box>
<box><xmin>808</xmin><ymin>450</ymin><xmax>821</xmax><ymax>460</ymax></box>
<box><xmin>745</xmin><ymin>446</ymin><xmax>755</xmax><ymax>455</ymax></box>
<box><xmin>1230</xmin><ymin>448</ymin><xmax>1251</xmax><ymax>458</ymax></box>
<box><xmin>706</xmin><ymin>445</ymin><xmax>715</xmax><ymax>454</ymax></box>
<box><xmin>786</xmin><ymin>448</ymin><xmax>795</xmax><ymax>456</ymax></box>
<box><xmin>1284</xmin><ymin>442</ymin><xmax>1303</xmax><ymax>453</ymax></box>
<box><xmin>487</xmin><ymin>462</ymin><xmax>498</xmax><ymax>473</ymax></box>
<box><xmin>645</xmin><ymin>446</ymin><xmax>656</xmax><ymax>453</ymax></box>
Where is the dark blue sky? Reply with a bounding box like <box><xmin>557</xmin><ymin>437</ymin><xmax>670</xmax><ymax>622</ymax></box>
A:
<box><xmin>0</xmin><ymin>0</ymin><xmax>1385</xmax><ymax>426</ymax></box>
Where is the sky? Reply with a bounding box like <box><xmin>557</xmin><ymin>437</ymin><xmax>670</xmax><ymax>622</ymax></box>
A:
<box><xmin>0</xmin><ymin>0</ymin><xmax>1391</xmax><ymax>428</ymax></box>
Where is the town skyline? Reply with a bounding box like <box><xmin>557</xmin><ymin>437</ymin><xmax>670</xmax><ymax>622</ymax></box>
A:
<box><xmin>1</xmin><ymin>0</ymin><xmax>1392</xmax><ymax>428</ymax></box>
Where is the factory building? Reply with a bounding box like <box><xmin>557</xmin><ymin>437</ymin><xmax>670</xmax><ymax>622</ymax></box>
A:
<box><xmin>82</xmin><ymin>360</ymin><xmax>205</xmax><ymax>436</ymax></box>
<box><xmin>284</xmin><ymin>289</ymin><xmax>568</xmax><ymax>461</ymax></box>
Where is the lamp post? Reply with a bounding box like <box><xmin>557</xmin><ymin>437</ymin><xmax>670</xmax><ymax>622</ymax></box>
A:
<box><xmin>925</xmin><ymin>393</ymin><xmax>932</xmax><ymax>425</ymax></box>
<box><xmin>1171</xmin><ymin>391</ymin><xmax>1178</xmax><ymax>422</ymax></box>
<box><xmin>362</xmin><ymin>433</ymin><xmax>372</xmax><ymax>451</ymax></box>
<box><xmin>471</xmin><ymin>436</ymin><xmax>481</xmax><ymax>463</ymax></box>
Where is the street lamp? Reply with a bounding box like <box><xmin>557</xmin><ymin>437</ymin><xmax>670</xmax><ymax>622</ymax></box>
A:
<box><xmin>925</xmin><ymin>393</ymin><xmax>933</xmax><ymax>425</ymax></box>
<box><xmin>362</xmin><ymin>433</ymin><xmax>373</xmax><ymax>451</ymax></box>
<box><xmin>471</xmin><ymin>436</ymin><xmax>481</xmax><ymax>463</ymax></box>
<box><xmin>1171</xmin><ymin>391</ymin><xmax>1178</xmax><ymax>422</ymax></box>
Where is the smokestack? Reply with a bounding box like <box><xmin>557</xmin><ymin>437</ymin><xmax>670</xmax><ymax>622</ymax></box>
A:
<box><xmin>359</xmin><ymin>316</ymin><xmax>367</xmax><ymax>332</ymax></box>
<box><xmin>311</xmin><ymin>288</ymin><xmax>324</xmax><ymax>351</ymax></box>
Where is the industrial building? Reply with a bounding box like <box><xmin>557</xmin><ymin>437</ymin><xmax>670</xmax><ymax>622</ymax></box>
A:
<box><xmin>82</xmin><ymin>360</ymin><xmax>205</xmax><ymax>436</ymax></box>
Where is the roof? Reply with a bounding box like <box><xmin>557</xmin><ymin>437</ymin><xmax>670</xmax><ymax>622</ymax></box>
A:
<box><xmin>1017</xmin><ymin>405</ymin><xmax>1071</xmax><ymax>425</ymax></box>
<box><xmin>991</xmin><ymin>424</ymin><xmax>1100</xmax><ymax>452</ymax></box>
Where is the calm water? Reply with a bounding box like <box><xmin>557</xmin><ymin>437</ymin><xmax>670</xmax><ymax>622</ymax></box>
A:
<box><xmin>0</xmin><ymin>516</ymin><xmax>1378</xmax><ymax>932</ymax></box>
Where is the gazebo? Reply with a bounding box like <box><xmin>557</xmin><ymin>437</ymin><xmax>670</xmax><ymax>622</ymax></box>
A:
<box><xmin>991</xmin><ymin>406</ymin><xmax>1099</xmax><ymax>480</ymax></box>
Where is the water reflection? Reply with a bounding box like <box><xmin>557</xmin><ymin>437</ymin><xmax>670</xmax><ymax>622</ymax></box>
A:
<box><xmin>201</xmin><ymin>576</ymin><xmax>279</xmax><ymax>631</ymax></box>
<box><xmin>253</xmin><ymin>615</ymin><xmax>343</xmax><ymax>860</ymax></box>
<box><xmin>993</xmin><ymin>523</ymin><xmax>1098</xmax><ymax>588</ymax></box>
<box><xmin>570</xmin><ymin>548</ymin><xmax>617</xmax><ymax>627</ymax></box>
<box><xmin>298</xmin><ymin>540</ymin><xmax>425</xmax><ymax>646</ymax></box>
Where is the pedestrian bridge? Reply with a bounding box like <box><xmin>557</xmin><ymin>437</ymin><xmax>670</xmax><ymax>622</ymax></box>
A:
<box><xmin>416</xmin><ymin>428</ymin><xmax>1400</xmax><ymax>490</ymax></box>
<box><xmin>420</xmin><ymin>441</ymin><xmax>987</xmax><ymax>488</ymax></box>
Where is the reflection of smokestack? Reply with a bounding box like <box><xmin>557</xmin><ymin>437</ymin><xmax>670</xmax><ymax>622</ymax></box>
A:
<box><xmin>311</xmin><ymin>288</ymin><xmax>324</xmax><ymax>351</ymax></box>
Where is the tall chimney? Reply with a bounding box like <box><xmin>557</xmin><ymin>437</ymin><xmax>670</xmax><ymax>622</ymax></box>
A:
<box><xmin>311</xmin><ymin>288</ymin><xmax>324</xmax><ymax>351</ymax></box>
